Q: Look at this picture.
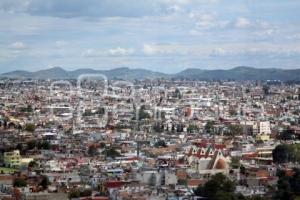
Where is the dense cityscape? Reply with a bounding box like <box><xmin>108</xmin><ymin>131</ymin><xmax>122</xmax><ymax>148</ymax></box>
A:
<box><xmin>0</xmin><ymin>77</ymin><xmax>299</xmax><ymax>199</ymax></box>
<box><xmin>1</xmin><ymin>0</ymin><xmax>300</xmax><ymax>199</ymax></box>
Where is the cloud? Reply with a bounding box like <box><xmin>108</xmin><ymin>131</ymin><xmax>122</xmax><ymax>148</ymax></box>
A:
<box><xmin>142</xmin><ymin>44</ymin><xmax>186</xmax><ymax>56</ymax></box>
<box><xmin>188</xmin><ymin>11</ymin><xmax>229</xmax><ymax>33</ymax></box>
<box><xmin>108</xmin><ymin>47</ymin><xmax>135</xmax><ymax>56</ymax></box>
<box><xmin>234</xmin><ymin>17</ymin><xmax>251</xmax><ymax>28</ymax></box>
<box><xmin>143</xmin><ymin>44</ymin><xmax>158</xmax><ymax>56</ymax></box>
<box><xmin>1</xmin><ymin>0</ymin><xmax>300</xmax><ymax>73</ymax></box>
<box><xmin>81</xmin><ymin>47</ymin><xmax>135</xmax><ymax>57</ymax></box>
<box><xmin>0</xmin><ymin>0</ymin><xmax>221</xmax><ymax>19</ymax></box>
<box><xmin>10</xmin><ymin>42</ymin><xmax>27</xmax><ymax>49</ymax></box>
<box><xmin>81</xmin><ymin>49</ymin><xmax>102</xmax><ymax>57</ymax></box>
<box><xmin>0</xmin><ymin>0</ymin><xmax>176</xmax><ymax>18</ymax></box>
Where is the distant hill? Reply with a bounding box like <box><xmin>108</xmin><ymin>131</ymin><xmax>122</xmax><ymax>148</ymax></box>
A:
<box><xmin>1</xmin><ymin>66</ymin><xmax>300</xmax><ymax>81</ymax></box>
<box><xmin>0</xmin><ymin>67</ymin><xmax>169</xmax><ymax>80</ymax></box>
<box><xmin>175</xmin><ymin>66</ymin><xmax>300</xmax><ymax>81</ymax></box>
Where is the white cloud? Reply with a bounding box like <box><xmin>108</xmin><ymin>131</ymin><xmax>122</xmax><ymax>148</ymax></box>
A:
<box><xmin>143</xmin><ymin>44</ymin><xmax>158</xmax><ymax>55</ymax></box>
<box><xmin>235</xmin><ymin>17</ymin><xmax>251</xmax><ymax>28</ymax></box>
<box><xmin>108</xmin><ymin>47</ymin><xmax>135</xmax><ymax>56</ymax></box>
<box><xmin>82</xmin><ymin>47</ymin><xmax>135</xmax><ymax>57</ymax></box>
<box><xmin>81</xmin><ymin>49</ymin><xmax>102</xmax><ymax>57</ymax></box>
<box><xmin>142</xmin><ymin>44</ymin><xmax>184</xmax><ymax>56</ymax></box>
<box><xmin>10</xmin><ymin>41</ymin><xmax>27</xmax><ymax>49</ymax></box>
<box><xmin>188</xmin><ymin>12</ymin><xmax>229</xmax><ymax>32</ymax></box>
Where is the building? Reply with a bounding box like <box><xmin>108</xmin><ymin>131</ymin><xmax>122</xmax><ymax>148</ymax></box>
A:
<box><xmin>4</xmin><ymin>150</ymin><xmax>21</xmax><ymax>168</ymax></box>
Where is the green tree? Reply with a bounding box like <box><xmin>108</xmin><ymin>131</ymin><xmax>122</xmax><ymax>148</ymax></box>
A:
<box><xmin>139</xmin><ymin>110</ymin><xmax>150</xmax><ymax>120</ymax></box>
<box><xmin>28</xmin><ymin>160</ymin><xmax>38</xmax><ymax>168</ymax></box>
<box><xmin>205</xmin><ymin>121</ymin><xmax>215</xmax><ymax>134</ymax></box>
<box><xmin>27</xmin><ymin>140</ymin><xmax>37</xmax><ymax>150</ymax></box>
<box><xmin>231</xmin><ymin>157</ymin><xmax>241</xmax><ymax>169</ymax></box>
<box><xmin>225</xmin><ymin>124</ymin><xmax>243</xmax><ymax>137</ymax></box>
<box><xmin>263</xmin><ymin>85</ymin><xmax>270</xmax><ymax>96</ymax></box>
<box><xmin>80</xmin><ymin>189</ymin><xmax>92</xmax><ymax>197</ymax></box>
<box><xmin>278</xmin><ymin>128</ymin><xmax>295</xmax><ymax>140</ymax></box>
<box><xmin>272</xmin><ymin>144</ymin><xmax>289</xmax><ymax>164</ymax></box>
<box><xmin>25</xmin><ymin>123</ymin><xmax>36</xmax><ymax>132</ymax></box>
<box><xmin>274</xmin><ymin>172</ymin><xmax>294</xmax><ymax>200</ymax></box>
<box><xmin>240</xmin><ymin>165</ymin><xmax>246</xmax><ymax>175</ymax></box>
<box><xmin>13</xmin><ymin>178</ymin><xmax>27</xmax><ymax>187</ymax></box>
<box><xmin>16</xmin><ymin>143</ymin><xmax>25</xmax><ymax>155</ymax></box>
<box><xmin>103</xmin><ymin>146</ymin><xmax>121</xmax><ymax>158</ymax></box>
<box><xmin>88</xmin><ymin>144</ymin><xmax>98</xmax><ymax>156</ymax></box>
<box><xmin>187</xmin><ymin>124</ymin><xmax>199</xmax><ymax>133</ymax></box>
<box><xmin>174</xmin><ymin>88</ymin><xmax>182</xmax><ymax>99</ymax></box>
<box><xmin>68</xmin><ymin>190</ymin><xmax>80</xmax><ymax>199</ymax></box>
<box><xmin>39</xmin><ymin>175</ymin><xmax>50</xmax><ymax>190</ymax></box>
<box><xmin>37</xmin><ymin>140</ymin><xmax>51</xmax><ymax>150</ymax></box>
<box><xmin>154</xmin><ymin>140</ymin><xmax>167</xmax><ymax>148</ymax></box>
<box><xmin>153</xmin><ymin>122</ymin><xmax>164</xmax><ymax>133</ymax></box>
<box><xmin>194</xmin><ymin>173</ymin><xmax>236</xmax><ymax>200</ymax></box>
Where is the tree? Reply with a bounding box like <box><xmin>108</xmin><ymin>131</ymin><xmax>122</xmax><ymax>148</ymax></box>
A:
<box><xmin>174</xmin><ymin>88</ymin><xmax>182</xmax><ymax>99</ymax></box>
<box><xmin>263</xmin><ymin>85</ymin><xmax>270</xmax><ymax>96</ymax></box>
<box><xmin>27</xmin><ymin>140</ymin><xmax>37</xmax><ymax>150</ymax></box>
<box><xmin>103</xmin><ymin>146</ymin><xmax>121</xmax><ymax>158</ymax></box>
<box><xmin>139</xmin><ymin>110</ymin><xmax>150</xmax><ymax>120</ymax></box>
<box><xmin>278</xmin><ymin>128</ymin><xmax>295</xmax><ymax>140</ymax></box>
<box><xmin>187</xmin><ymin>124</ymin><xmax>199</xmax><ymax>133</ymax></box>
<box><xmin>240</xmin><ymin>165</ymin><xmax>246</xmax><ymax>175</ymax></box>
<box><xmin>231</xmin><ymin>157</ymin><xmax>241</xmax><ymax>169</ymax></box>
<box><xmin>225</xmin><ymin>124</ymin><xmax>243</xmax><ymax>137</ymax></box>
<box><xmin>20</xmin><ymin>105</ymin><xmax>33</xmax><ymax>113</ymax></box>
<box><xmin>274</xmin><ymin>170</ymin><xmax>295</xmax><ymax>200</ymax></box>
<box><xmin>229</xmin><ymin>109</ymin><xmax>237</xmax><ymax>116</ymax></box>
<box><xmin>69</xmin><ymin>190</ymin><xmax>80</xmax><ymax>199</ymax></box>
<box><xmin>16</xmin><ymin>143</ymin><xmax>25</xmax><ymax>155</ymax></box>
<box><xmin>153</xmin><ymin>122</ymin><xmax>164</xmax><ymax>133</ymax></box>
<box><xmin>176</xmin><ymin>124</ymin><xmax>184</xmax><ymax>132</ymax></box>
<box><xmin>154</xmin><ymin>140</ymin><xmax>167</xmax><ymax>148</ymax></box>
<box><xmin>37</xmin><ymin>140</ymin><xmax>51</xmax><ymax>150</ymax></box>
<box><xmin>205</xmin><ymin>121</ymin><xmax>214</xmax><ymax>134</ymax></box>
<box><xmin>13</xmin><ymin>178</ymin><xmax>27</xmax><ymax>187</ymax></box>
<box><xmin>272</xmin><ymin>145</ymin><xmax>289</xmax><ymax>164</ymax></box>
<box><xmin>88</xmin><ymin>144</ymin><xmax>98</xmax><ymax>156</ymax></box>
<box><xmin>28</xmin><ymin>160</ymin><xmax>38</xmax><ymax>169</ymax></box>
<box><xmin>194</xmin><ymin>173</ymin><xmax>236</xmax><ymax>200</ymax></box>
<box><xmin>80</xmin><ymin>189</ymin><xmax>92</xmax><ymax>197</ymax></box>
<box><xmin>96</xmin><ymin>107</ymin><xmax>105</xmax><ymax>115</ymax></box>
<box><xmin>39</xmin><ymin>175</ymin><xmax>50</xmax><ymax>190</ymax></box>
<box><xmin>69</xmin><ymin>189</ymin><xmax>92</xmax><ymax>199</ymax></box>
<box><xmin>25</xmin><ymin>123</ymin><xmax>36</xmax><ymax>132</ymax></box>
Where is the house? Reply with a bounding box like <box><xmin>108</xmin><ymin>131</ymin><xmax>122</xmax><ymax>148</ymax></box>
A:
<box><xmin>187</xmin><ymin>143</ymin><xmax>231</xmax><ymax>176</ymax></box>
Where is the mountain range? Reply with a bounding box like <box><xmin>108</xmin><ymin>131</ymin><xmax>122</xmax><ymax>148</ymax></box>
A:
<box><xmin>1</xmin><ymin>66</ymin><xmax>300</xmax><ymax>81</ymax></box>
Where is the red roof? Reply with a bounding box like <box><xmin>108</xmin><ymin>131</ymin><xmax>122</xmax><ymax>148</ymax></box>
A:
<box><xmin>104</xmin><ymin>181</ymin><xmax>125</xmax><ymax>188</ymax></box>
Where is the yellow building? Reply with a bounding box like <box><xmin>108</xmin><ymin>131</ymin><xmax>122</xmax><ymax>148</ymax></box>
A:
<box><xmin>4</xmin><ymin>150</ymin><xmax>21</xmax><ymax>168</ymax></box>
<box><xmin>256</xmin><ymin>134</ymin><xmax>270</xmax><ymax>141</ymax></box>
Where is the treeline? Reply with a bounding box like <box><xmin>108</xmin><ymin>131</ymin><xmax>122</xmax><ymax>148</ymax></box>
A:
<box><xmin>272</xmin><ymin>144</ymin><xmax>300</xmax><ymax>164</ymax></box>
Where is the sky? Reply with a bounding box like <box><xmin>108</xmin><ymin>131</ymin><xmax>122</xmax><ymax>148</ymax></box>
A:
<box><xmin>0</xmin><ymin>0</ymin><xmax>300</xmax><ymax>73</ymax></box>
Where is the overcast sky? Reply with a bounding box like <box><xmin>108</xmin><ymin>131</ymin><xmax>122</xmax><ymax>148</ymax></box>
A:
<box><xmin>0</xmin><ymin>0</ymin><xmax>300</xmax><ymax>73</ymax></box>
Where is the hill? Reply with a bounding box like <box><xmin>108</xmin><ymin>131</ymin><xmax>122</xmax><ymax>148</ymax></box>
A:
<box><xmin>1</xmin><ymin>66</ymin><xmax>300</xmax><ymax>81</ymax></box>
